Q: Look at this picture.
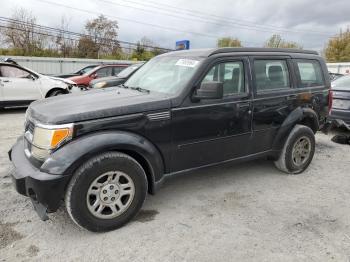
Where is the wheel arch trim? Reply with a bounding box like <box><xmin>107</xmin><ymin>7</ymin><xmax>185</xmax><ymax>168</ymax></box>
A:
<box><xmin>272</xmin><ymin>107</ymin><xmax>319</xmax><ymax>151</ymax></box>
<box><xmin>40</xmin><ymin>131</ymin><xmax>165</xmax><ymax>194</ymax></box>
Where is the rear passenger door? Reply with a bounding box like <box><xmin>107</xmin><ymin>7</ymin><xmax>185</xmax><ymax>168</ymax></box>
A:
<box><xmin>250</xmin><ymin>56</ymin><xmax>298</xmax><ymax>153</ymax></box>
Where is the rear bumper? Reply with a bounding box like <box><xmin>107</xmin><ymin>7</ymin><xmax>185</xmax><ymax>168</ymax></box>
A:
<box><xmin>9</xmin><ymin>136</ymin><xmax>70</xmax><ymax>215</ymax></box>
<box><xmin>329</xmin><ymin>109</ymin><xmax>350</xmax><ymax>124</ymax></box>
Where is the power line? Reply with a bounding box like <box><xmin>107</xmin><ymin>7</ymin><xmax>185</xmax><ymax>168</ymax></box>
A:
<box><xmin>119</xmin><ymin>0</ymin><xmax>334</xmax><ymax>36</ymax></box>
<box><xmin>100</xmin><ymin>0</ymin><xmax>333</xmax><ymax>36</ymax></box>
<box><xmin>32</xmin><ymin>0</ymin><xmax>263</xmax><ymax>46</ymax></box>
<box><xmin>0</xmin><ymin>17</ymin><xmax>173</xmax><ymax>51</ymax></box>
<box><xmin>0</xmin><ymin>23</ymin><xmax>138</xmax><ymax>52</ymax></box>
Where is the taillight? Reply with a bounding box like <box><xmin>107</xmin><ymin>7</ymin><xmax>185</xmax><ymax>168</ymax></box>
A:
<box><xmin>328</xmin><ymin>89</ymin><xmax>333</xmax><ymax>113</ymax></box>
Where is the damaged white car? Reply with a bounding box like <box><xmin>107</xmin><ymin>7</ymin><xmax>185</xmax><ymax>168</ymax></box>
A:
<box><xmin>0</xmin><ymin>59</ymin><xmax>76</xmax><ymax>108</ymax></box>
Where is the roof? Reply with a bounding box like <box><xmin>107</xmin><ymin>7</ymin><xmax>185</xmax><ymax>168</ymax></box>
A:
<box><xmin>162</xmin><ymin>47</ymin><xmax>318</xmax><ymax>57</ymax></box>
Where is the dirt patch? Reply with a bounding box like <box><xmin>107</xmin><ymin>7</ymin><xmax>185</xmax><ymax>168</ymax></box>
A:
<box><xmin>27</xmin><ymin>244</ymin><xmax>40</xmax><ymax>257</ymax></box>
<box><xmin>134</xmin><ymin>210</ymin><xmax>159</xmax><ymax>223</ymax></box>
<box><xmin>0</xmin><ymin>221</ymin><xmax>24</xmax><ymax>249</ymax></box>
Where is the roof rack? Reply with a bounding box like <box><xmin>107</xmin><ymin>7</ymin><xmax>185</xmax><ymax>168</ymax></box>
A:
<box><xmin>209</xmin><ymin>48</ymin><xmax>318</xmax><ymax>56</ymax></box>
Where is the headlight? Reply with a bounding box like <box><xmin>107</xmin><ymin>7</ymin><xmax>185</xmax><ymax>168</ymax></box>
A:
<box><xmin>94</xmin><ymin>81</ymin><xmax>107</xmax><ymax>88</ymax></box>
<box><xmin>30</xmin><ymin>123</ymin><xmax>74</xmax><ymax>160</ymax></box>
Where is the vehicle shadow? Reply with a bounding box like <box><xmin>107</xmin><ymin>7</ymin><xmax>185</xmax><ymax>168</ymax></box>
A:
<box><xmin>50</xmin><ymin>158</ymin><xmax>280</xmax><ymax>234</ymax></box>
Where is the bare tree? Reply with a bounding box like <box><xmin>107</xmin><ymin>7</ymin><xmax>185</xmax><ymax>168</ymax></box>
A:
<box><xmin>85</xmin><ymin>15</ymin><xmax>119</xmax><ymax>58</ymax></box>
<box><xmin>264</xmin><ymin>34</ymin><xmax>302</xmax><ymax>49</ymax></box>
<box><xmin>55</xmin><ymin>16</ymin><xmax>76</xmax><ymax>57</ymax></box>
<box><xmin>3</xmin><ymin>8</ymin><xmax>47</xmax><ymax>55</ymax></box>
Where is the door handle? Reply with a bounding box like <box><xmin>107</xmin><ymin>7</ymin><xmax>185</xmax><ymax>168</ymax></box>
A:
<box><xmin>2</xmin><ymin>80</ymin><xmax>10</xmax><ymax>83</ymax></box>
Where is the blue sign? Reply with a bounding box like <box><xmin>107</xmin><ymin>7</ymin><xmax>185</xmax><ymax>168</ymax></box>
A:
<box><xmin>176</xmin><ymin>40</ymin><xmax>190</xmax><ymax>50</ymax></box>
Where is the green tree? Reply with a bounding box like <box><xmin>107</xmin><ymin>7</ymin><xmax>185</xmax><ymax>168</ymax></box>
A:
<box><xmin>217</xmin><ymin>37</ymin><xmax>242</xmax><ymax>47</ymax></box>
<box><xmin>324</xmin><ymin>29</ymin><xmax>350</xmax><ymax>62</ymax></box>
<box><xmin>264</xmin><ymin>34</ymin><xmax>302</xmax><ymax>49</ymax></box>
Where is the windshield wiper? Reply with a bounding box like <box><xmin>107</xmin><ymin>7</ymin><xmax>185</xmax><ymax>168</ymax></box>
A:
<box><xmin>130</xmin><ymin>86</ymin><xmax>150</xmax><ymax>93</ymax></box>
<box><xmin>120</xmin><ymin>83</ymin><xmax>129</xmax><ymax>89</ymax></box>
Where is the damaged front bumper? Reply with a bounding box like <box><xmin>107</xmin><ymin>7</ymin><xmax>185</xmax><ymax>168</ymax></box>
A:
<box><xmin>9</xmin><ymin>136</ymin><xmax>70</xmax><ymax>220</ymax></box>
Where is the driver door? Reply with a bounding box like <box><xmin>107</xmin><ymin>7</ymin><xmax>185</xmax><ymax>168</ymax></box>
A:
<box><xmin>171</xmin><ymin>58</ymin><xmax>253</xmax><ymax>172</ymax></box>
<box><xmin>0</xmin><ymin>65</ymin><xmax>41</xmax><ymax>102</ymax></box>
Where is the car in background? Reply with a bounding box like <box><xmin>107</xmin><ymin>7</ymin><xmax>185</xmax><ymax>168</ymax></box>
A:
<box><xmin>329</xmin><ymin>72</ymin><xmax>344</xmax><ymax>81</ymax></box>
<box><xmin>68</xmin><ymin>64</ymin><xmax>129</xmax><ymax>88</ymax></box>
<box><xmin>54</xmin><ymin>65</ymin><xmax>99</xmax><ymax>78</ymax></box>
<box><xmin>89</xmin><ymin>63</ymin><xmax>144</xmax><ymax>89</ymax></box>
<box><xmin>329</xmin><ymin>74</ymin><xmax>350</xmax><ymax>129</ymax></box>
<box><xmin>0</xmin><ymin>61</ymin><xmax>75</xmax><ymax>108</ymax></box>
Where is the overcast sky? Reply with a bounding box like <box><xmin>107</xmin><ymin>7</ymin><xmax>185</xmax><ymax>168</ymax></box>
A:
<box><xmin>1</xmin><ymin>0</ymin><xmax>349</xmax><ymax>52</ymax></box>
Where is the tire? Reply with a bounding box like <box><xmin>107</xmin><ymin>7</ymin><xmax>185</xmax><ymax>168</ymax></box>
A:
<box><xmin>49</xmin><ymin>89</ymin><xmax>65</xmax><ymax>97</ymax></box>
<box><xmin>274</xmin><ymin>124</ymin><xmax>315</xmax><ymax>174</ymax></box>
<box><xmin>65</xmin><ymin>152</ymin><xmax>148</xmax><ymax>232</ymax></box>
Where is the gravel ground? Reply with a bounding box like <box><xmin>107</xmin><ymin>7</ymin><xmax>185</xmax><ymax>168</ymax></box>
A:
<box><xmin>0</xmin><ymin>108</ymin><xmax>350</xmax><ymax>262</ymax></box>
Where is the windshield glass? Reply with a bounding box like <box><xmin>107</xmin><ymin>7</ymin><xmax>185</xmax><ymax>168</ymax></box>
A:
<box><xmin>332</xmin><ymin>75</ymin><xmax>350</xmax><ymax>88</ymax></box>
<box><xmin>117</xmin><ymin>64</ymin><xmax>142</xmax><ymax>78</ymax></box>
<box><xmin>124</xmin><ymin>56</ymin><xmax>203</xmax><ymax>95</ymax></box>
<box><xmin>80</xmin><ymin>65</ymin><xmax>98</xmax><ymax>75</ymax></box>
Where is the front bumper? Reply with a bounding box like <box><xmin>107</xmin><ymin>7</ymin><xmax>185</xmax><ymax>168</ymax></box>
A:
<box><xmin>9</xmin><ymin>136</ymin><xmax>70</xmax><ymax>218</ymax></box>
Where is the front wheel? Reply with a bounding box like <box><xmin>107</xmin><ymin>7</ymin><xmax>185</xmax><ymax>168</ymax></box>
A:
<box><xmin>49</xmin><ymin>89</ymin><xmax>66</xmax><ymax>97</ymax></box>
<box><xmin>65</xmin><ymin>152</ymin><xmax>148</xmax><ymax>232</ymax></box>
<box><xmin>274</xmin><ymin>124</ymin><xmax>315</xmax><ymax>174</ymax></box>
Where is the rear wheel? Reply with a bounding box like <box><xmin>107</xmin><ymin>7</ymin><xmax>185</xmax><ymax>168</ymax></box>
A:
<box><xmin>65</xmin><ymin>152</ymin><xmax>148</xmax><ymax>232</ymax></box>
<box><xmin>274</xmin><ymin>124</ymin><xmax>315</xmax><ymax>174</ymax></box>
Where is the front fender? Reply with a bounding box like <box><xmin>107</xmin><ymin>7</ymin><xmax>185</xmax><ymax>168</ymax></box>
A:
<box><xmin>272</xmin><ymin>107</ymin><xmax>319</xmax><ymax>151</ymax></box>
<box><xmin>41</xmin><ymin>131</ymin><xmax>165</xmax><ymax>186</ymax></box>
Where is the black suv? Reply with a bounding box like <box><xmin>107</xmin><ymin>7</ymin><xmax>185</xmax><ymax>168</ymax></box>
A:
<box><xmin>9</xmin><ymin>48</ymin><xmax>330</xmax><ymax>232</ymax></box>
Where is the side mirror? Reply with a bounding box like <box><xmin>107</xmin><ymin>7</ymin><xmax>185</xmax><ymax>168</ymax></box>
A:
<box><xmin>194</xmin><ymin>81</ymin><xmax>223</xmax><ymax>100</ymax></box>
<box><xmin>91</xmin><ymin>73</ymin><xmax>97</xmax><ymax>79</ymax></box>
<box><xmin>28</xmin><ymin>74</ymin><xmax>36</xmax><ymax>81</ymax></box>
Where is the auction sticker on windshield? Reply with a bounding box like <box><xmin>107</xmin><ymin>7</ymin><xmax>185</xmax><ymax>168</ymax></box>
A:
<box><xmin>175</xmin><ymin>59</ymin><xmax>199</xmax><ymax>68</ymax></box>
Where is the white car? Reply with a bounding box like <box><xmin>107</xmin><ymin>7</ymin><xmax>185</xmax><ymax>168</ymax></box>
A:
<box><xmin>0</xmin><ymin>61</ymin><xmax>75</xmax><ymax>108</ymax></box>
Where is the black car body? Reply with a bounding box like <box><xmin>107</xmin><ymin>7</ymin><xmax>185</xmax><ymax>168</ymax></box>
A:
<box><xmin>9</xmin><ymin>48</ymin><xmax>330</xmax><ymax>232</ymax></box>
<box><xmin>54</xmin><ymin>65</ymin><xmax>99</xmax><ymax>78</ymax></box>
<box><xmin>329</xmin><ymin>75</ymin><xmax>350</xmax><ymax>129</ymax></box>
<box><xmin>89</xmin><ymin>63</ymin><xmax>144</xmax><ymax>89</ymax></box>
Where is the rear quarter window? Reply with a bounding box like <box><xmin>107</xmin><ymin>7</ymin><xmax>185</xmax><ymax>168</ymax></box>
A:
<box><xmin>296</xmin><ymin>60</ymin><xmax>324</xmax><ymax>88</ymax></box>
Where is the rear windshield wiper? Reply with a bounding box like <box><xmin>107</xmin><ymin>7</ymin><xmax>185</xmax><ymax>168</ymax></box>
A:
<box><xmin>130</xmin><ymin>86</ymin><xmax>150</xmax><ymax>93</ymax></box>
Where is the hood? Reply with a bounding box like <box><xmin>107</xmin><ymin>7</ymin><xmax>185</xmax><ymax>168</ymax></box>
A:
<box><xmin>48</xmin><ymin>76</ymin><xmax>76</xmax><ymax>85</ymax></box>
<box><xmin>27</xmin><ymin>87</ymin><xmax>171</xmax><ymax>124</ymax></box>
<box><xmin>68</xmin><ymin>75</ymin><xmax>86</xmax><ymax>84</ymax></box>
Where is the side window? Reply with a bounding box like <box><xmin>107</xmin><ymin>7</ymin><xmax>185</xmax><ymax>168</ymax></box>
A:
<box><xmin>254</xmin><ymin>60</ymin><xmax>290</xmax><ymax>91</ymax></box>
<box><xmin>113</xmin><ymin>67</ymin><xmax>124</xmax><ymax>76</ymax></box>
<box><xmin>0</xmin><ymin>66</ymin><xmax>30</xmax><ymax>78</ymax></box>
<box><xmin>296</xmin><ymin>60</ymin><xmax>324</xmax><ymax>88</ymax></box>
<box><xmin>95</xmin><ymin>67</ymin><xmax>112</xmax><ymax>77</ymax></box>
<box><xmin>201</xmin><ymin>61</ymin><xmax>245</xmax><ymax>96</ymax></box>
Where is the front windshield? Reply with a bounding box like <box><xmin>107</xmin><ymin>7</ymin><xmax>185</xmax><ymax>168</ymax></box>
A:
<box><xmin>124</xmin><ymin>56</ymin><xmax>203</xmax><ymax>95</ymax></box>
<box><xmin>332</xmin><ymin>75</ymin><xmax>350</xmax><ymax>88</ymax></box>
<box><xmin>117</xmin><ymin>64</ymin><xmax>142</xmax><ymax>78</ymax></box>
<box><xmin>80</xmin><ymin>65</ymin><xmax>98</xmax><ymax>75</ymax></box>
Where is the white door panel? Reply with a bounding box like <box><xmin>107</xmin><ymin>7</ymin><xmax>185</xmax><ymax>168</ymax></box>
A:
<box><xmin>0</xmin><ymin>66</ymin><xmax>42</xmax><ymax>102</ymax></box>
